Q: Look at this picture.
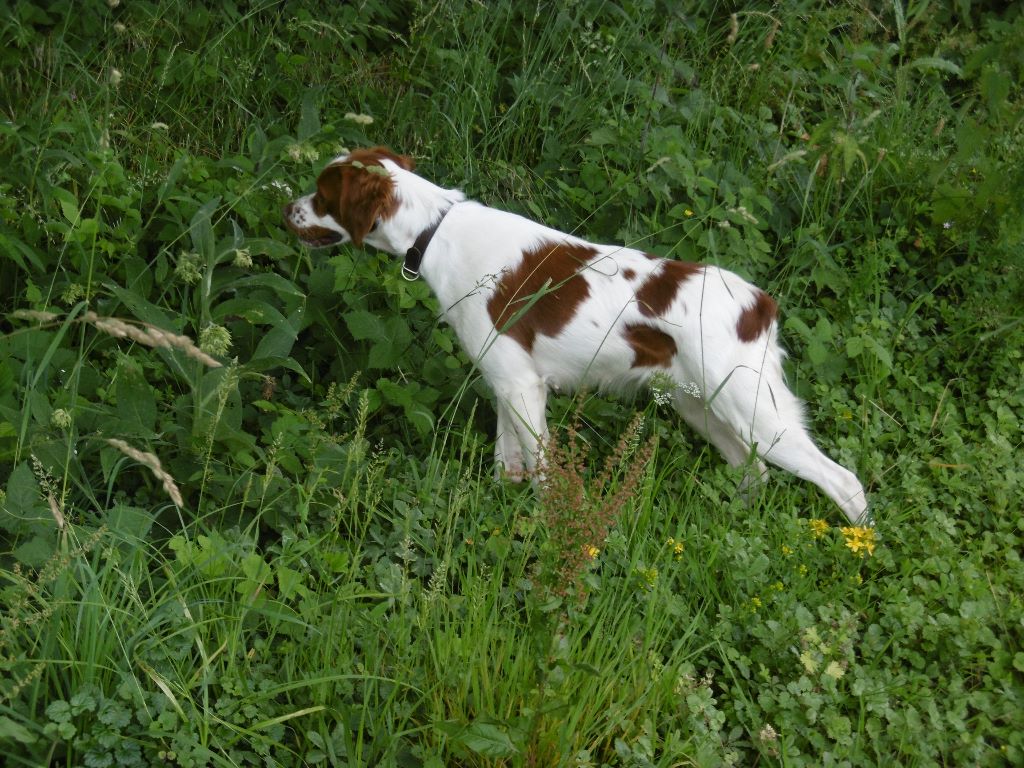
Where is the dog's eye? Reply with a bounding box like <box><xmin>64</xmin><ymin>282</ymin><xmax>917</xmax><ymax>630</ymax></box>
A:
<box><xmin>312</xmin><ymin>192</ymin><xmax>326</xmax><ymax>215</ymax></box>
<box><xmin>369</xmin><ymin>219</ymin><xmax>379</xmax><ymax>233</ymax></box>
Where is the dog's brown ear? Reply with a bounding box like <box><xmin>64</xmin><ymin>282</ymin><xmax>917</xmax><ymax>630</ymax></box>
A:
<box><xmin>316</xmin><ymin>162</ymin><xmax>397</xmax><ymax>246</ymax></box>
<box><xmin>366</xmin><ymin>145</ymin><xmax>415</xmax><ymax>171</ymax></box>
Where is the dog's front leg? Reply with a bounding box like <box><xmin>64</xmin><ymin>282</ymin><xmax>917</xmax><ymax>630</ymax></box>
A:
<box><xmin>493</xmin><ymin>376</ymin><xmax>549</xmax><ymax>480</ymax></box>
<box><xmin>494</xmin><ymin>402</ymin><xmax>527</xmax><ymax>481</ymax></box>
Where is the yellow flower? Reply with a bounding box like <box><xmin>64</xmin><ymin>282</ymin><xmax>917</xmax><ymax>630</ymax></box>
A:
<box><xmin>808</xmin><ymin>518</ymin><xmax>829</xmax><ymax>539</ymax></box>
<box><xmin>840</xmin><ymin>526</ymin><xmax>876</xmax><ymax>557</ymax></box>
<box><xmin>667</xmin><ymin>537</ymin><xmax>685</xmax><ymax>559</ymax></box>
<box><xmin>781</xmin><ymin>544</ymin><xmax>793</xmax><ymax>556</ymax></box>
<box><xmin>584</xmin><ymin>545</ymin><xmax>600</xmax><ymax>560</ymax></box>
<box><xmin>635</xmin><ymin>566</ymin><xmax>658</xmax><ymax>589</ymax></box>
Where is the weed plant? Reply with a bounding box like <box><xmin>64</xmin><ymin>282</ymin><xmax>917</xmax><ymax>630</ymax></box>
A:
<box><xmin>1</xmin><ymin>1</ymin><xmax>1022</xmax><ymax>766</ymax></box>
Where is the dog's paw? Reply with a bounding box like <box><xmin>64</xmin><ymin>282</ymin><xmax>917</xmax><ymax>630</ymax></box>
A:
<box><xmin>495</xmin><ymin>465</ymin><xmax>527</xmax><ymax>483</ymax></box>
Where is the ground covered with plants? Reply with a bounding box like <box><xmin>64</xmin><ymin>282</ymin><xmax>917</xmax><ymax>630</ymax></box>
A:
<box><xmin>2</xmin><ymin>1</ymin><xmax>1022</xmax><ymax>765</ymax></box>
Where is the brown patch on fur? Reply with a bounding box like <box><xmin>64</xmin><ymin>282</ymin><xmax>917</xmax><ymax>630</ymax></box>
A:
<box><xmin>487</xmin><ymin>241</ymin><xmax>598</xmax><ymax>351</ymax></box>
<box><xmin>622</xmin><ymin>267</ymin><xmax>636</xmax><ymax>280</ymax></box>
<box><xmin>624</xmin><ymin>324</ymin><xmax>677</xmax><ymax>368</ymax></box>
<box><xmin>313</xmin><ymin>147</ymin><xmax>414</xmax><ymax>245</ymax></box>
<box><xmin>736</xmin><ymin>290</ymin><xmax>778</xmax><ymax>342</ymax></box>
<box><xmin>635</xmin><ymin>259</ymin><xmax>700</xmax><ymax>317</ymax></box>
<box><xmin>358</xmin><ymin>145</ymin><xmax>416</xmax><ymax>171</ymax></box>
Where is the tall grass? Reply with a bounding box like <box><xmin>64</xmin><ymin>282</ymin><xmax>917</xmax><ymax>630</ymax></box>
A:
<box><xmin>2</xmin><ymin>1</ymin><xmax>1022</xmax><ymax>766</ymax></box>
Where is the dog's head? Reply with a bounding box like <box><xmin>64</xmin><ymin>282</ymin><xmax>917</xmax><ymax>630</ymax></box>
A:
<box><xmin>282</xmin><ymin>146</ymin><xmax>415</xmax><ymax>249</ymax></box>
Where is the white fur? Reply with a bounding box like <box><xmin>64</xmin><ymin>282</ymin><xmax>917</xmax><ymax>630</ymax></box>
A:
<box><xmin>285</xmin><ymin>156</ymin><xmax>869</xmax><ymax>523</ymax></box>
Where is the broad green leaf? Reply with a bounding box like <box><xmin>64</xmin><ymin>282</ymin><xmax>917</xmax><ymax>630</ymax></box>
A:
<box><xmin>458</xmin><ymin>722</ymin><xmax>518</xmax><ymax>758</ymax></box>
<box><xmin>53</xmin><ymin>187</ymin><xmax>79</xmax><ymax>225</ymax></box>
<box><xmin>276</xmin><ymin>566</ymin><xmax>308</xmax><ymax>600</ymax></box>
<box><xmin>241</xmin><ymin>553</ymin><xmax>272</xmax><ymax>584</ymax></box>
<box><xmin>231</xmin><ymin>272</ymin><xmax>306</xmax><ymax>299</ymax></box>
<box><xmin>155</xmin><ymin>155</ymin><xmax>188</xmax><ymax>209</ymax></box>
<box><xmin>189</xmin><ymin>196</ymin><xmax>220</xmax><ymax>259</ymax></box>
<box><xmin>407</xmin><ymin>406</ymin><xmax>435</xmax><ymax>436</ymax></box>
<box><xmin>116</xmin><ymin>377</ymin><xmax>158</xmax><ymax>435</ymax></box>
<box><xmin>105</xmin><ymin>504</ymin><xmax>155</xmax><ymax>540</ymax></box>
<box><xmin>253</xmin><ymin>322</ymin><xmax>298</xmax><ymax>360</ymax></box>
<box><xmin>586</xmin><ymin>125</ymin><xmax>617</xmax><ymax>145</ymax></box>
<box><xmin>345</xmin><ymin>310</ymin><xmax>384</xmax><ymax>342</ymax></box>
<box><xmin>105</xmin><ymin>281</ymin><xmax>176</xmax><ymax>329</ymax></box>
<box><xmin>909</xmin><ymin>56</ymin><xmax>962</xmax><ymax>76</ymax></box>
<box><xmin>0</xmin><ymin>226</ymin><xmax>46</xmax><ymax>271</ymax></box>
<box><xmin>244</xmin><ymin>355</ymin><xmax>310</xmax><ymax>380</ymax></box>
<box><xmin>3</xmin><ymin>462</ymin><xmax>42</xmax><ymax>521</ymax></box>
<box><xmin>211</xmin><ymin>298</ymin><xmax>286</xmax><ymax>325</ymax></box>
<box><xmin>13</xmin><ymin>534</ymin><xmax>56</xmax><ymax>567</ymax></box>
<box><xmin>367</xmin><ymin>316</ymin><xmax>411</xmax><ymax>368</ymax></box>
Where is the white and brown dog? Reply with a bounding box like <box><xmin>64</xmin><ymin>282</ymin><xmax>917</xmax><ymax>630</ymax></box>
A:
<box><xmin>284</xmin><ymin>146</ymin><xmax>868</xmax><ymax>523</ymax></box>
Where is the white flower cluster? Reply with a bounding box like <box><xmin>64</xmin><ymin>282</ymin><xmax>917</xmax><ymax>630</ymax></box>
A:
<box><xmin>650</xmin><ymin>372</ymin><xmax>703</xmax><ymax>406</ymax></box>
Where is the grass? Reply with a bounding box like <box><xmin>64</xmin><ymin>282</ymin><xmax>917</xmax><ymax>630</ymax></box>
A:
<box><xmin>1</xmin><ymin>1</ymin><xmax>1023</xmax><ymax>765</ymax></box>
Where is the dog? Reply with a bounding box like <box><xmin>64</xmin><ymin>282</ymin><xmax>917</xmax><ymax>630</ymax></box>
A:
<box><xmin>283</xmin><ymin>146</ymin><xmax>868</xmax><ymax>523</ymax></box>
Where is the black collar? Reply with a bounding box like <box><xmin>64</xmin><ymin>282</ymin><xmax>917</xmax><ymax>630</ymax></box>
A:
<box><xmin>402</xmin><ymin>207</ymin><xmax>452</xmax><ymax>281</ymax></box>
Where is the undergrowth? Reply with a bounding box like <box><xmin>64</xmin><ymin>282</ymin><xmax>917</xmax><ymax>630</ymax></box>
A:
<box><xmin>1</xmin><ymin>1</ymin><xmax>1022</xmax><ymax>766</ymax></box>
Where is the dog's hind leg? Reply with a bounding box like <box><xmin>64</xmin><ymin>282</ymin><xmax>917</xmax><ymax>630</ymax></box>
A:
<box><xmin>707</xmin><ymin>364</ymin><xmax>868</xmax><ymax>523</ymax></box>
<box><xmin>672</xmin><ymin>389</ymin><xmax>769</xmax><ymax>496</ymax></box>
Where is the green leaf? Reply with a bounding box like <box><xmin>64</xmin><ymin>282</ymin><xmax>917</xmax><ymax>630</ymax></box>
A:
<box><xmin>407</xmin><ymin>406</ymin><xmax>435</xmax><ymax>437</ymax></box>
<box><xmin>105</xmin><ymin>281</ymin><xmax>176</xmax><ymax>329</ymax></box>
<box><xmin>156</xmin><ymin>155</ymin><xmax>188</xmax><ymax>210</ymax></box>
<box><xmin>368</xmin><ymin>316</ymin><xmax>412</xmax><ymax>369</ymax></box>
<box><xmin>458</xmin><ymin>722</ymin><xmax>518</xmax><ymax>758</ymax></box>
<box><xmin>212</xmin><ymin>298</ymin><xmax>285</xmax><ymax>325</ymax></box>
<box><xmin>298</xmin><ymin>89</ymin><xmax>321</xmax><ymax>141</ymax></box>
<box><xmin>376</xmin><ymin>377</ymin><xmax>413</xmax><ymax>408</ymax></box>
<box><xmin>0</xmin><ymin>225</ymin><xmax>46</xmax><ymax>271</ymax></box>
<box><xmin>244</xmin><ymin>355</ymin><xmax>310</xmax><ymax>380</ymax></box>
<box><xmin>231</xmin><ymin>272</ymin><xmax>306</xmax><ymax>299</ymax></box>
<box><xmin>252</xmin><ymin>308</ymin><xmax>306</xmax><ymax>364</ymax></box>
<box><xmin>13</xmin><ymin>534</ymin><xmax>56</xmax><ymax>568</ymax></box>
<box><xmin>909</xmin><ymin>56</ymin><xmax>962</xmax><ymax>76</ymax></box>
<box><xmin>345</xmin><ymin>310</ymin><xmax>384</xmax><ymax>342</ymax></box>
<box><xmin>53</xmin><ymin>187</ymin><xmax>80</xmax><ymax>225</ymax></box>
<box><xmin>241</xmin><ymin>553</ymin><xmax>272</xmax><ymax>584</ymax></box>
<box><xmin>116</xmin><ymin>377</ymin><xmax>158</xmax><ymax>435</ymax></box>
<box><xmin>189</xmin><ymin>197</ymin><xmax>220</xmax><ymax>260</ymax></box>
<box><xmin>0</xmin><ymin>715</ymin><xmax>37</xmax><ymax>745</ymax></box>
<box><xmin>2</xmin><ymin>462</ymin><xmax>43</xmax><ymax>523</ymax></box>
<box><xmin>586</xmin><ymin>125</ymin><xmax>617</xmax><ymax>145</ymax></box>
<box><xmin>864</xmin><ymin>336</ymin><xmax>893</xmax><ymax>373</ymax></box>
<box><xmin>105</xmin><ymin>504</ymin><xmax>155</xmax><ymax>540</ymax></box>
<box><xmin>276</xmin><ymin>565</ymin><xmax>308</xmax><ymax>600</ymax></box>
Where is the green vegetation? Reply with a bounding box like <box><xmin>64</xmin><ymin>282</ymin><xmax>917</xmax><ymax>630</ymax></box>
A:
<box><xmin>2</xmin><ymin>1</ymin><xmax>1022</xmax><ymax>765</ymax></box>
